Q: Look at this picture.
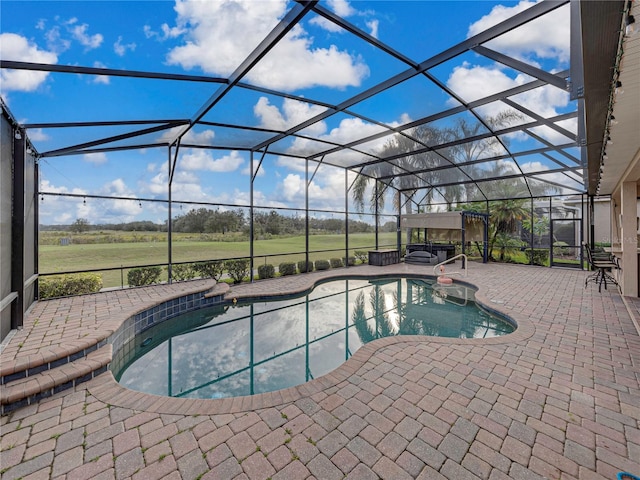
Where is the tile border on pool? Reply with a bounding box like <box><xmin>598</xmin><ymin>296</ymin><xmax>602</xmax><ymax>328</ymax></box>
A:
<box><xmin>97</xmin><ymin>269</ymin><xmax>536</xmax><ymax>416</ymax></box>
<box><xmin>108</xmin><ymin>283</ymin><xmax>230</xmax><ymax>377</ymax></box>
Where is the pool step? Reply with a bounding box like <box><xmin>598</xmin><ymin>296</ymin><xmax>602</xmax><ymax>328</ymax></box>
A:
<box><xmin>0</xmin><ymin>344</ymin><xmax>111</xmax><ymax>415</ymax></box>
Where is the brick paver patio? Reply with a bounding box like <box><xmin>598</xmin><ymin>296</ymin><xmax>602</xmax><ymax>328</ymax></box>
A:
<box><xmin>1</xmin><ymin>262</ymin><xmax>639</xmax><ymax>479</ymax></box>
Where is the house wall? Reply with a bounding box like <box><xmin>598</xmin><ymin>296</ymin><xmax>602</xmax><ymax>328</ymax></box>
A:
<box><xmin>1</xmin><ymin>109</ymin><xmax>38</xmax><ymax>342</ymax></box>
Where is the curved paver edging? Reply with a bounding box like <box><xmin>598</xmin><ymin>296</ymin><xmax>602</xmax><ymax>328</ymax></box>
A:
<box><xmin>0</xmin><ymin>280</ymin><xmax>218</xmax><ymax>385</ymax></box>
<box><xmin>92</xmin><ymin>268</ymin><xmax>536</xmax><ymax>415</ymax></box>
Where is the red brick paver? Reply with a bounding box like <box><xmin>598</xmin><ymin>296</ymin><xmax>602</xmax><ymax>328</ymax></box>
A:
<box><xmin>1</xmin><ymin>263</ymin><xmax>639</xmax><ymax>479</ymax></box>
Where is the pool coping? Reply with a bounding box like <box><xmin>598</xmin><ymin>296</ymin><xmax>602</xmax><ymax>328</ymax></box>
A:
<box><xmin>92</xmin><ymin>265</ymin><xmax>536</xmax><ymax>415</ymax></box>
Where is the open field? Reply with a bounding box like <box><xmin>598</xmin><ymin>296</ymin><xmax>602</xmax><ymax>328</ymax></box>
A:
<box><xmin>39</xmin><ymin>232</ymin><xmax>398</xmax><ymax>288</ymax></box>
<box><xmin>39</xmin><ymin>230</ymin><xmax>581</xmax><ymax>289</ymax></box>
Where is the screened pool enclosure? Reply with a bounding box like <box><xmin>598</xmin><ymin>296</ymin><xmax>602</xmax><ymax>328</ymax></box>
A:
<box><xmin>2</xmin><ymin>0</ymin><xmax>626</xmax><ymax>337</ymax></box>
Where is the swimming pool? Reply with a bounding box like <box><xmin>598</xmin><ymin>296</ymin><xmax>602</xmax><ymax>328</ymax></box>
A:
<box><xmin>113</xmin><ymin>276</ymin><xmax>514</xmax><ymax>399</ymax></box>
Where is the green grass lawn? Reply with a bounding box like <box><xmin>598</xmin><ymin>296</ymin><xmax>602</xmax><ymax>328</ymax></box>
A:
<box><xmin>39</xmin><ymin>232</ymin><xmax>398</xmax><ymax>288</ymax></box>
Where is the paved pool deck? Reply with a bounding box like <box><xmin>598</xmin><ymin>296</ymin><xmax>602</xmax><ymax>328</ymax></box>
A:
<box><xmin>1</xmin><ymin>262</ymin><xmax>639</xmax><ymax>480</ymax></box>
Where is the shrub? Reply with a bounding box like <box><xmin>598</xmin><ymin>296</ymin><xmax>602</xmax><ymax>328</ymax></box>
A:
<box><xmin>170</xmin><ymin>263</ymin><xmax>197</xmax><ymax>281</ymax></box>
<box><xmin>279</xmin><ymin>262</ymin><xmax>297</xmax><ymax>276</ymax></box>
<box><xmin>524</xmin><ymin>248</ymin><xmax>548</xmax><ymax>266</ymax></box>
<box><xmin>297</xmin><ymin>260</ymin><xmax>313</xmax><ymax>273</ymax></box>
<box><xmin>553</xmin><ymin>241</ymin><xmax>570</xmax><ymax>257</ymax></box>
<box><xmin>225</xmin><ymin>259</ymin><xmax>250</xmax><ymax>284</ymax></box>
<box><xmin>128</xmin><ymin>266</ymin><xmax>163</xmax><ymax>286</ymax></box>
<box><xmin>194</xmin><ymin>260</ymin><xmax>225</xmax><ymax>281</ymax></box>
<box><xmin>39</xmin><ymin>273</ymin><xmax>103</xmax><ymax>299</ymax></box>
<box><xmin>257</xmin><ymin>264</ymin><xmax>275</xmax><ymax>279</ymax></box>
<box><xmin>354</xmin><ymin>250</ymin><xmax>368</xmax><ymax>264</ymax></box>
<box><xmin>343</xmin><ymin>256</ymin><xmax>356</xmax><ymax>266</ymax></box>
<box><xmin>315</xmin><ymin>259</ymin><xmax>330</xmax><ymax>271</ymax></box>
<box><xmin>330</xmin><ymin>258</ymin><xmax>344</xmax><ymax>268</ymax></box>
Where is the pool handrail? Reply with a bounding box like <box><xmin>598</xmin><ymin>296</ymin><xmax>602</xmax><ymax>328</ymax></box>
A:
<box><xmin>433</xmin><ymin>253</ymin><xmax>468</xmax><ymax>278</ymax></box>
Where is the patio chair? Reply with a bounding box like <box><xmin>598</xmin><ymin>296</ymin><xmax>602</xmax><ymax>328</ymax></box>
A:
<box><xmin>583</xmin><ymin>242</ymin><xmax>619</xmax><ymax>292</ymax></box>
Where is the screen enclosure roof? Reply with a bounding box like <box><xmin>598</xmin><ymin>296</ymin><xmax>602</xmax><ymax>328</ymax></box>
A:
<box><xmin>1</xmin><ymin>0</ymin><xmax>621</xmax><ymax>207</ymax></box>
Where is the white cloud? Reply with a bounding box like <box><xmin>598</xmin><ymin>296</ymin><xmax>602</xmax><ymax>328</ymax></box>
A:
<box><xmin>281</xmin><ymin>173</ymin><xmax>306</xmax><ymax>202</ymax></box>
<box><xmin>519</xmin><ymin>160</ymin><xmax>582</xmax><ymax>193</ymax></box>
<box><xmin>275</xmin><ymin>155</ymin><xmax>307</xmax><ymax>174</ymax></box>
<box><xmin>157</xmin><ymin>125</ymin><xmax>189</xmax><ymax>144</ymax></box>
<box><xmin>309</xmin><ymin>16</ymin><xmax>344</xmax><ymax>33</ymax></box>
<box><xmin>39</xmin><ymin>177</ymin><xmax>154</xmax><ymax>225</ymax></box>
<box><xmin>179</xmin><ymin>149</ymin><xmax>244</xmax><ymax>172</ymax></box>
<box><xmin>26</xmin><ymin>128</ymin><xmax>49</xmax><ymax>142</ymax></box>
<box><xmin>157</xmin><ymin>125</ymin><xmax>215</xmax><ymax>145</ymax></box>
<box><xmin>144</xmin><ymin>166</ymin><xmax>208</xmax><ymax>201</ymax></box>
<box><xmin>309</xmin><ymin>0</ymin><xmax>379</xmax><ymax>38</ymax></box>
<box><xmin>242</xmin><ymin>163</ymin><xmax>265</xmax><ymax>177</ymax></box>
<box><xmin>256</xmin><ymin>98</ymin><xmax>410</xmax><ymax>174</ymax></box>
<box><xmin>0</xmin><ymin>33</ymin><xmax>58</xmax><ymax>92</ymax></box>
<box><xmin>277</xmin><ymin>172</ymin><xmax>346</xmax><ymax>210</ymax></box>
<box><xmin>527</xmin><ymin>117</ymin><xmax>577</xmax><ymax>144</ymax></box>
<box><xmin>184</xmin><ymin>129</ymin><xmax>215</xmax><ymax>145</ymax></box>
<box><xmin>227</xmin><ymin>188</ymin><xmax>288</xmax><ymax>208</ymax></box>
<box><xmin>103</xmin><ymin>178</ymin><xmax>130</xmax><ymax>195</ymax></box>
<box><xmin>40</xmin><ymin>178</ymin><xmax>86</xmax><ymax>196</ymax></box>
<box><xmin>143</xmin><ymin>23</ymin><xmax>186</xmax><ymax>40</ymax></box>
<box><xmin>70</xmin><ymin>22</ymin><xmax>103</xmax><ymax>50</ymax></box>
<box><xmin>254</xmin><ymin>97</ymin><xmax>327</xmax><ymax>135</ymax></box>
<box><xmin>251</xmin><ymin>96</ymin><xmax>412</xmax><ymax>210</ymax></box>
<box><xmin>38</xmin><ymin>178</ymin><xmax>87</xmax><ymax>224</ymax></box>
<box><xmin>327</xmin><ymin>0</ymin><xmax>356</xmax><ymax>18</ymax></box>
<box><xmin>468</xmin><ymin>1</ymin><xmax>569</xmax><ymax>64</ymax></box>
<box><xmin>164</xmin><ymin>0</ymin><xmax>369</xmax><ymax>91</ymax></box>
<box><xmin>446</xmin><ymin>64</ymin><xmax>571</xmax><ymax>144</ymax></box>
<box><xmin>94</xmin><ymin>179</ymin><xmax>146</xmax><ymax>222</ymax></box>
<box><xmin>92</xmin><ymin>61</ymin><xmax>110</xmax><ymax>84</ymax></box>
<box><xmin>366</xmin><ymin>19</ymin><xmax>379</xmax><ymax>39</ymax></box>
<box><xmin>285</xmin><ymin>115</ymin><xmax>390</xmax><ymax>161</ymax></box>
<box><xmin>54</xmin><ymin>211</ymin><xmax>74</xmax><ymax>224</ymax></box>
<box><xmin>143</xmin><ymin>25</ymin><xmax>155</xmax><ymax>39</ymax></box>
<box><xmin>44</xmin><ymin>25</ymin><xmax>71</xmax><ymax>54</ymax></box>
<box><xmin>448</xmin><ymin>62</ymin><xmax>524</xmax><ymax>104</ymax></box>
<box><xmin>114</xmin><ymin>36</ymin><xmax>136</xmax><ymax>56</ymax></box>
<box><xmin>83</xmin><ymin>152</ymin><xmax>108</xmax><ymax>165</ymax></box>
<box><xmin>39</xmin><ymin>16</ymin><xmax>110</xmax><ymax>54</ymax></box>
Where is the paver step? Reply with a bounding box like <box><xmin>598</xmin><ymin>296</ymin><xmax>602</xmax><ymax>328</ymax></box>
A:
<box><xmin>1</xmin><ymin>335</ymin><xmax>109</xmax><ymax>382</ymax></box>
<box><xmin>1</xmin><ymin>344</ymin><xmax>112</xmax><ymax>414</ymax></box>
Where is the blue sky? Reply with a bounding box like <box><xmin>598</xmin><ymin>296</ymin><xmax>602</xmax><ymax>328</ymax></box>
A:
<box><xmin>1</xmin><ymin>0</ymin><xmax>577</xmax><ymax>225</ymax></box>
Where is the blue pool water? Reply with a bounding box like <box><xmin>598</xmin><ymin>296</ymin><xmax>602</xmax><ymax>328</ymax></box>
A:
<box><xmin>114</xmin><ymin>277</ymin><xmax>514</xmax><ymax>399</ymax></box>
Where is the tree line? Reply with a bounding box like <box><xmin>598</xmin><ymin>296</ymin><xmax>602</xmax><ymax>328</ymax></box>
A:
<box><xmin>44</xmin><ymin>208</ymin><xmax>394</xmax><ymax>236</ymax></box>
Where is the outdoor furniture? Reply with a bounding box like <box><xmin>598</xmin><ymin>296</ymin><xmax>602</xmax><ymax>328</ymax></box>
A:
<box><xmin>583</xmin><ymin>242</ymin><xmax>619</xmax><ymax>292</ymax></box>
<box><xmin>368</xmin><ymin>249</ymin><xmax>400</xmax><ymax>266</ymax></box>
<box><xmin>400</xmin><ymin>211</ymin><xmax>489</xmax><ymax>263</ymax></box>
<box><xmin>404</xmin><ymin>251</ymin><xmax>438</xmax><ymax>265</ymax></box>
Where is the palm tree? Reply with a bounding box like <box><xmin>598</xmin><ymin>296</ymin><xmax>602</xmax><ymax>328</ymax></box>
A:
<box><xmin>444</xmin><ymin>110</ymin><xmax>526</xmax><ymax>204</ymax></box>
<box><xmin>351</xmin><ymin>286</ymin><xmax>395</xmax><ymax>343</ymax></box>
<box><xmin>351</xmin><ymin>124</ymin><xmax>459</xmax><ymax>242</ymax></box>
<box><xmin>487</xmin><ymin>197</ymin><xmax>530</xmax><ymax>261</ymax></box>
<box><xmin>351</xmin><ymin>110</ymin><xmax>527</xmax><ymax>218</ymax></box>
<box><xmin>351</xmin><ymin>109</ymin><xmax>560</xmax><ymax>252</ymax></box>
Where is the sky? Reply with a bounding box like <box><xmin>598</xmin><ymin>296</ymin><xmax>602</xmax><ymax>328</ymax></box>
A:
<box><xmin>0</xmin><ymin>0</ymin><xmax>578</xmax><ymax>226</ymax></box>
